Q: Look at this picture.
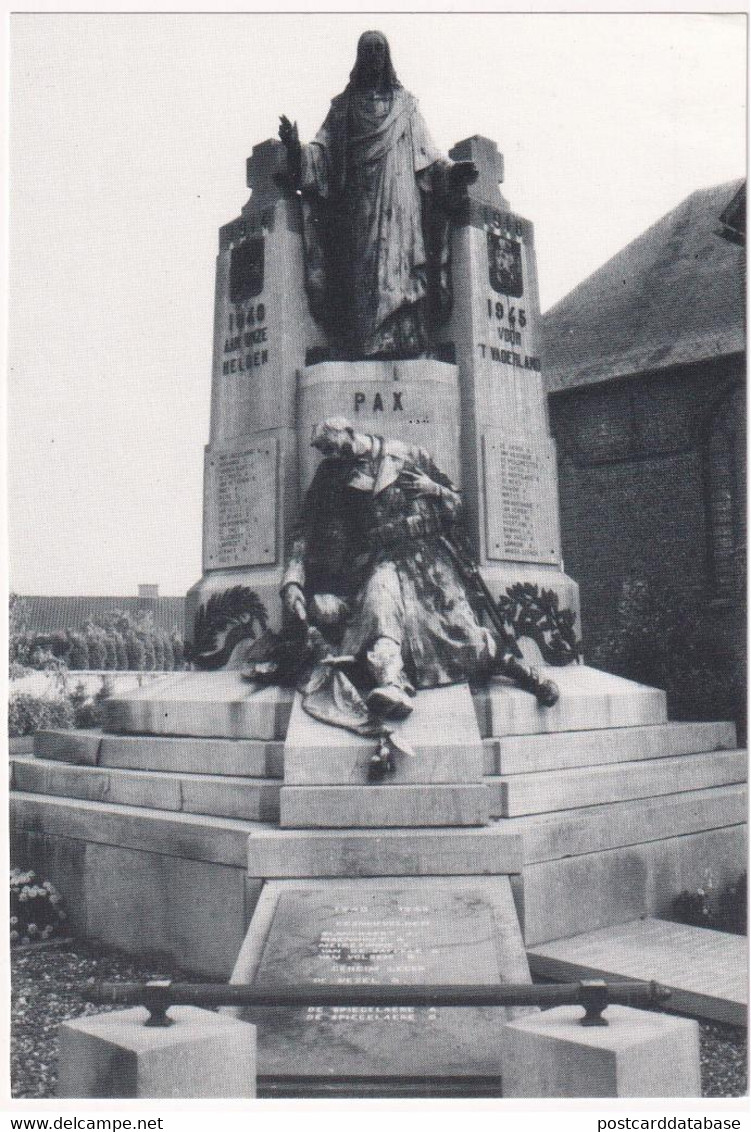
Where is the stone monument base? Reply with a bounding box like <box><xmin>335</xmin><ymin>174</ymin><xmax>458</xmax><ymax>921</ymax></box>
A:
<box><xmin>9</xmin><ymin>665</ymin><xmax>746</xmax><ymax>1095</ymax></box>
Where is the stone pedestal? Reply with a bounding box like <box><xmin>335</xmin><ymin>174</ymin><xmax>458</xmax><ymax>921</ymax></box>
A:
<box><xmin>57</xmin><ymin>1006</ymin><xmax>257</xmax><ymax>1098</ymax></box>
<box><xmin>298</xmin><ymin>359</ymin><xmax>461</xmax><ymax>491</ymax></box>
<box><xmin>186</xmin><ymin>139</ymin><xmax>327</xmax><ymax>653</ymax></box>
<box><xmin>439</xmin><ymin>135</ymin><xmax>580</xmax><ymax>629</ymax></box>
<box><xmin>499</xmin><ymin>1004</ymin><xmax>701</xmax><ymax>1097</ymax></box>
<box><xmin>280</xmin><ymin>683</ymin><xmax>489</xmax><ymax>828</ymax></box>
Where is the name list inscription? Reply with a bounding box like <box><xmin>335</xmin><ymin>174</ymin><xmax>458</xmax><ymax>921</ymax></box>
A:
<box><xmin>204</xmin><ymin>442</ymin><xmax>277</xmax><ymax>570</ymax></box>
<box><xmin>483</xmin><ymin>432</ymin><xmax>560</xmax><ymax>565</ymax></box>
<box><xmin>306</xmin><ymin>905</ymin><xmax>435</xmax><ymax>1024</ymax></box>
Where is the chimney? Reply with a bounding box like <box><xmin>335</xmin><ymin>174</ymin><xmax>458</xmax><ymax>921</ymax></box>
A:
<box><xmin>138</xmin><ymin>584</ymin><xmax>159</xmax><ymax>600</ymax></box>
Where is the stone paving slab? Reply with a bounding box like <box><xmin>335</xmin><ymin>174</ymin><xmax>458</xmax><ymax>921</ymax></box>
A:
<box><xmin>231</xmin><ymin>875</ymin><xmax>531</xmax><ymax>1080</ymax></box>
<box><xmin>473</xmin><ymin>666</ymin><xmax>667</xmax><ymax>738</ymax></box>
<box><xmin>527</xmin><ymin>917</ymin><xmax>747</xmax><ymax>1025</ymax></box>
<box><xmin>506</xmin><ymin>784</ymin><xmax>747</xmax><ymax>863</ymax></box>
<box><xmin>487</xmin><ymin>749</ymin><xmax>746</xmax><ymax>817</ymax></box>
<box><xmin>12</xmin><ymin>757</ymin><xmax>281</xmax><ymax>822</ymax></box>
<box><xmin>487</xmin><ymin>720</ymin><xmax>737</xmax><ymax>776</ymax></box>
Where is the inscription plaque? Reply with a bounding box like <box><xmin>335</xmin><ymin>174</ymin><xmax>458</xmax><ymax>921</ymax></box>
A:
<box><xmin>238</xmin><ymin>877</ymin><xmax>533</xmax><ymax>1082</ymax></box>
<box><xmin>483</xmin><ymin>430</ymin><xmax>561</xmax><ymax>565</ymax></box>
<box><xmin>203</xmin><ymin>439</ymin><xmax>278</xmax><ymax>569</ymax></box>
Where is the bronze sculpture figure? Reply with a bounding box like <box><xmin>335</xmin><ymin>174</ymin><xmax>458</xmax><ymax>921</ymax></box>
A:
<box><xmin>279</xmin><ymin>30</ymin><xmax>478</xmax><ymax>359</ymax></box>
<box><xmin>247</xmin><ymin>419</ymin><xmax>559</xmax><ymax>754</ymax></box>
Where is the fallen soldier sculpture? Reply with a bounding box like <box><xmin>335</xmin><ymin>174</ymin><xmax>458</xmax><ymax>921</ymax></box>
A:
<box><xmin>245</xmin><ymin>418</ymin><xmax>559</xmax><ymax>779</ymax></box>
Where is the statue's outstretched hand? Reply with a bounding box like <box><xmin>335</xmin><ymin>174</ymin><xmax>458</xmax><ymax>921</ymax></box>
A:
<box><xmin>278</xmin><ymin>115</ymin><xmax>302</xmax><ymax>188</ymax></box>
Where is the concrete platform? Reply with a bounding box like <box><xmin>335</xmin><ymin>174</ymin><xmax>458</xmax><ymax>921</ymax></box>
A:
<box><xmin>528</xmin><ymin>917</ymin><xmax>748</xmax><ymax>1025</ymax></box>
<box><xmin>487</xmin><ymin>720</ymin><xmax>737</xmax><ymax>776</ymax></box>
<box><xmin>104</xmin><ymin>674</ymin><xmax>293</xmax><ymax>740</ymax></box>
<box><xmin>474</xmin><ymin>666</ymin><xmax>667</xmax><ymax>738</ymax></box>
<box><xmin>280</xmin><ymin>783</ymin><xmax>490</xmax><ymax>828</ymax></box>
<box><xmin>486</xmin><ymin>749</ymin><xmax>746</xmax><ymax>817</ymax></box>
<box><xmin>35</xmin><ymin>728</ymin><xmax>284</xmax><ymax>778</ymax></box>
<box><xmin>246</xmin><ymin>823</ymin><xmax>523</xmax><ymax>877</ymax></box>
<box><xmin>521</xmin><ymin>824</ymin><xmax>747</xmax><ymax>945</ymax></box>
<box><xmin>506</xmin><ymin>784</ymin><xmax>747</xmax><ymax>863</ymax></box>
<box><xmin>12</xmin><ymin>757</ymin><xmax>281</xmax><ymax>822</ymax></box>
<box><xmin>283</xmin><ymin>684</ymin><xmax>484</xmax><ymax>785</ymax></box>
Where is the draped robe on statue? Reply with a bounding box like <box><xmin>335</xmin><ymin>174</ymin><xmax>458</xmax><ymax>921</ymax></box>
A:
<box><xmin>300</xmin><ymin>87</ymin><xmax>451</xmax><ymax>357</ymax></box>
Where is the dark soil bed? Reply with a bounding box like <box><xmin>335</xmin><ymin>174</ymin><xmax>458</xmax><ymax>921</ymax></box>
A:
<box><xmin>10</xmin><ymin>939</ymin><xmax>748</xmax><ymax>1099</ymax></box>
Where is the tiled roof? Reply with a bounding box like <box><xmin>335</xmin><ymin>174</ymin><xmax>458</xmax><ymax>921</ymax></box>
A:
<box><xmin>542</xmin><ymin>179</ymin><xmax>745</xmax><ymax>393</ymax></box>
<box><xmin>19</xmin><ymin>595</ymin><xmax>186</xmax><ymax>635</ymax></box>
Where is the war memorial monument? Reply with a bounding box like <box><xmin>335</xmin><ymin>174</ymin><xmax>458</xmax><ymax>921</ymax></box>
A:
<box><xmin>11</xmin><ymin>31</ymin><xmax>746</xmax><ymax>1099</ymax></box>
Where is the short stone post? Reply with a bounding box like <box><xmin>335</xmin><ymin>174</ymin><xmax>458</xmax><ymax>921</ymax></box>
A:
<box><xmin>57</xmin><ymin>1006</ymin><xmax>257</xmax><ymax>1099</ymax></box>
<box><xmin>500</xmin><ymin>1004</ymin><xmax>701</xmax><ymax>1097</ymax></box>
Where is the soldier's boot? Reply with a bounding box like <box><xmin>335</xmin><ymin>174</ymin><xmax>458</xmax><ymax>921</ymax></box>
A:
<box><xmin>365</xmin><ymin>636</ymin><xmax>415</xmax><ymax>721</ymax></box>
<box><xmin>500</xmin><ymin>652</ymin><xmax>560</xmax><ymax>707</ymax></box>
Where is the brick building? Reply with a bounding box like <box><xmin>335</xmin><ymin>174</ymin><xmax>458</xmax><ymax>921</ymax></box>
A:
<box><xmin>542</xmin><ymin>180</ymin><xmax>745</xmax><ymax>663</ymax></box>
<box><xmin>18</xmin><ymin>591</ymin><xmax>185</xmax><ymax>637</ymax></box>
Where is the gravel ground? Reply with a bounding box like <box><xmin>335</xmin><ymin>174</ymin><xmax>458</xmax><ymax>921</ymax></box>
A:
<box><xmin>10</xmin><ymin>940</ymin><xmax>748</xmax><ymax>1099</ymax></box>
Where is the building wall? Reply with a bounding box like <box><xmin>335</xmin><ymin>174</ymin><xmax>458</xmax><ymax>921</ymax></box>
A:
<box><xmin>549</xmin><ymin>354</ymin><xmax>745</xmax><ymax>652</ymax></box>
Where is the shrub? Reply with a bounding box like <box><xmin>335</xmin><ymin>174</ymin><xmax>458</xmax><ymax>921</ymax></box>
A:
<box><xmin>112</xmin><ymin>630</ymin><xmax>129</xmax><ymax>670</ymax></box>
<box><xmin>152</xmin><ymin>631</ymin><xmax>165</xmax><ymax>671</ymax></box>
<box><xmin>139</xmin><ymin>633</ymin><xmax>156</xmax><ymax>672</ymax></box>
<box><xmin>8</xmin><ymin>694</ymin><xmax>74</xmax><ymax>737</ymax></box>
<box><xmin>29</xmin><ymin>648</ymin><xmax>67</xmax><ymax>673</ymax></box>
<box><xmin>671</xmin><ymin>871</ymin><xmax>747</xmax><ymax>935</ymax></box>
<box><xmin>67</xmin><ymin>632</ymin><xmax>89</xmax><ymax>671</ymax></box>
<box><xmin>84</xmin><ymin>625</ymin><xmax>108</xmax><ymax>670</ymax></box>
<box><xmin>161</xmin><ymin>631</ymin><xmax>175</xmax><ymax>671</ymax></box>
<box><xmin>171</xmin><ymin>631</ymin><xmax>185</xmax><ymax>670</ymax></box>
<box><xmin>103</xmin><ymin>633</ymin><xmax>118</xmax><ymax>671</ymax></box>
<box><xmin>125</xmin><ymin>630</ymin><xmax>146</xmax><ymax>670</ymax></box>
<box><xmin>590</xmin><ymin>578</ymin><xmax>746</xmax><ymax>740</ymax></box>
<box><xmin>10</xmin><ymin>868</ymin><xmax>67</xmax><ymax>945</ymax></box>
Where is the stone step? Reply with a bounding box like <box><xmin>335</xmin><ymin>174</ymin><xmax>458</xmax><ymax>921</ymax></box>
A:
<box><xmin>34</xmin><ymin>721</ymin><xmax>739</xmax><ymax>782</ymax></box>
<box><xmin>34</xmin><ymin>729</ymin><xmax>284</xmax><ymax>778</ymax></box>
<box><xmin>247</xmin><ymin>823</ymin><xmax>523</xmax><ymax>877</ymax></box>
<box><xmin>10</xmin><ymin>791</ymin><xmax>261</xmax><ymax>868</ymax></box>
<box><xmin>527</xmin><ymin>918</ymin><xmax>747</xmax><ymax>1025</ymax></box>
<box><xmin>284</xmin><ymin>685</ymin><xmax>484</xmax><ymax>785</ymax></box>
<box><xmin>11</xmin><ymin>757</ymin><xmax>281</xmax><ymax>823</ymax></box>
<box><xmin>10</xmin><ymin>790</ymin><xmax>523</xmax><ymax>877</ymax></box>
<box><xmin>104</xmin><ymin>673</ymin><xmax>293</xmax><ymax>740</ymax></box>
<box><xmin>486</xmin><ymin>749</ymin><xmax>746</xmax><ymax>817</ymax></box>
<box><xmin>504</xmin><ymin>784</ymin><xmax>747</xmax><ymax>863</ymax></box>
<box><xmin>485</xmin><ymin>720</ymin><xmax>737</xmax><ymax>776</ymax></box>
<box><xmin>473</xmin><ymin>665</ymin><xmax>667</xmax><ymax>738</ymax></box>
<box><xmin>279</xmin><ymin>784</ymin><xmax>490</xmax><ymax>829</ymax></box>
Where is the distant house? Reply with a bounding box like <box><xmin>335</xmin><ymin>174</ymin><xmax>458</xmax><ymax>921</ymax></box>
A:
<box><xmin>20</xmin><ymin>591</ymin><xmax>186</xmax><ymax>637</ymax></box>
<box><xmin>542</xmin><ymin>179</ymin><xmax>745</xmax><ymax>656</ymax></box>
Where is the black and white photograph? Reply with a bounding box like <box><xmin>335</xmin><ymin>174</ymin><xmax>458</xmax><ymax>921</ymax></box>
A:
<box><xmin>6</xmin><ymin>9</ymin><xmax>747</xmax><ymax>1116</ymax></box>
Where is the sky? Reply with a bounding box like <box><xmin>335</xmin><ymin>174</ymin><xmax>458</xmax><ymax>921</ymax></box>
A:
<box><xmin>7</xmin><ymin>12</ymin><xmax>747</xmax><ymax>597</ymax></box>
